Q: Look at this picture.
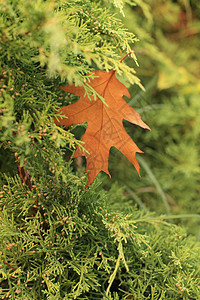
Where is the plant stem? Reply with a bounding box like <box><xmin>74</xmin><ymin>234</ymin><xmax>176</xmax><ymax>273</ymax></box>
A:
<box><xmin>3</xmin><ymin>261</ymin><xmax>17</xmax><ymax>271</ymax></box>
<box><xmin>120</xmin><ymin>50</ymin><xmax>134</xmax><ymax>63</ymax></box>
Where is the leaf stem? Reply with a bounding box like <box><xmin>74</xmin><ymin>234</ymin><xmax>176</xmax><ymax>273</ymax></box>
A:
<box><xmin>120</xmin><ymin>50</ymin><xmax>135</xmax><ymax>63</ymax></box>
<box><xmin>3</xmin><ymin>261</ymin><xmax>17</xmax><ymax>271</ymax></box>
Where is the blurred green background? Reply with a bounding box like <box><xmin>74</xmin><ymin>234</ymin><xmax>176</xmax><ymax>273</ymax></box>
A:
<box><xmin>101</xmin><ymin>0</ymin><xmax>200</xmax><ymax>237</ymax></box>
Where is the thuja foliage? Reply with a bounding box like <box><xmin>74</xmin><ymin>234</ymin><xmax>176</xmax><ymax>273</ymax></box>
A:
<box><xmin>0</xmin><ymin>0</ymin><xmax>200</xmax><ymax>299</ymax></box>
<box><xmin>1</xmin><ymin>179</ymin><xmax>200</xmax><ymax>299</ymax></box>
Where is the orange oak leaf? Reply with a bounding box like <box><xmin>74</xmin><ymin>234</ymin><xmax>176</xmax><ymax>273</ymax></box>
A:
<box><xmin>55</xmin><ymin>70</ymin><xmax>150</xmax><ymax>187</ymax></box>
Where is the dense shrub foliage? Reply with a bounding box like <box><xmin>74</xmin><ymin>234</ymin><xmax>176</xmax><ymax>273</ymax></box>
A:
<box><xmin>0</xmin><ymin>0</ymin><xmax>199</xmax><ymax>299</ymax></box>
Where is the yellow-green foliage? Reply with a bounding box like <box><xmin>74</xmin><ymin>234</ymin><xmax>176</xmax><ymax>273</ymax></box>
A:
<box><xmin>123</xmin><ymin>0</ymin><xmax>200</xmax><ymax>92</ymax></box>
<box><xmin>0</xmin><ymin>0</ymin><xmax>200</xmax><ymax>299</ymax></box>
<box><xmin>1</xmin><ymin>177</ymin><xmax>200</xmax><ymax>299</ymax></box>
